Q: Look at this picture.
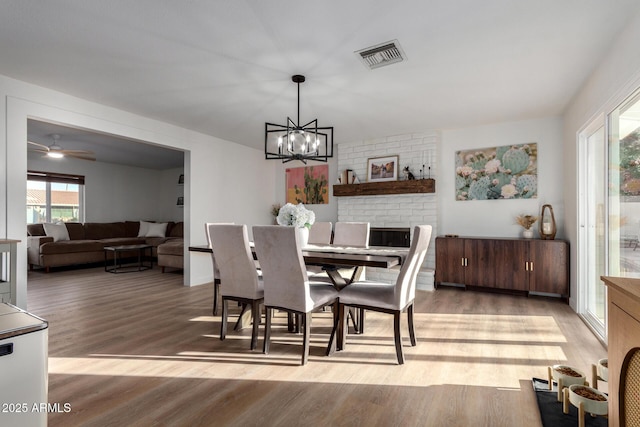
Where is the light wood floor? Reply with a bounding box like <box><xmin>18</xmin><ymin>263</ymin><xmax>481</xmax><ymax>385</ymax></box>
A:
<box><xmin>26</xmin><ymin>266</ymin><xmax>607</xmax><ymax>427</ymax></box>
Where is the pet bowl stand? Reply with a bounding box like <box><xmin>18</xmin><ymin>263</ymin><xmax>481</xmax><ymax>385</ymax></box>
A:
<box><xmin>562</xmin><ymin>385</ymin><xmax>608</xmax><ymax>427</ymax></box>
<box><xmin>591</xmin><ymin>363</ymin><xmax>607</xmax><ymax>391</ymax></box>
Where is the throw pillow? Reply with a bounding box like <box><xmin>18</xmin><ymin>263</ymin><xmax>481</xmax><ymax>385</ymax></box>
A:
<box><xmin>138</xmin><ymin>220</ymin><xmax>153</xmax><ymax>237</ymax></box>
<box><xmin>146</xmin><ymin>222</ymin><xmax>168</xmax><ymax>238</ymax></box>
<box><xmin>43</xmin><ymin>223</ymin><xmax>70</xmax><ymax>242</ymax></box>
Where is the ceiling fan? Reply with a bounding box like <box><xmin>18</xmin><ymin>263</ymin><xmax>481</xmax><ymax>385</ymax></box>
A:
<box><xmin>28</xmin><ymin>134</ymin><xmax>96</xmax><ymax>161</ymax></box>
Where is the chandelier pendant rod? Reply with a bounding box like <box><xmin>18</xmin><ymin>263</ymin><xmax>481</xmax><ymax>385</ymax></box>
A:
<box><xmin>297</xmin><ymin>78</ymin><xmax>301</xmax><ymax>127</ymax></box>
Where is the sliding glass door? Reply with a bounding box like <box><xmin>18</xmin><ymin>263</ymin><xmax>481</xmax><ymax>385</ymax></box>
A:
<box><xmin>609</xmin><ymin>91</ymin><xmax>640</xmax><ymax>280</ymax></box>
<box><xmin>579</xmin><ymin>119</ymin><xmax>606</xmax><ymax>335</ymax></box>
<box><xmin>580</xmin><ymin>88</ymin><xmax>640</xmax><ymax>339</ymax></box>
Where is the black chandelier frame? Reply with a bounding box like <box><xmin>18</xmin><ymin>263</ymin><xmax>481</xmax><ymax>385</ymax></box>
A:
<box><xmin>264</xmin><ymin>75</ymin><xmax>334</xmax><ymax>164</ymax></box>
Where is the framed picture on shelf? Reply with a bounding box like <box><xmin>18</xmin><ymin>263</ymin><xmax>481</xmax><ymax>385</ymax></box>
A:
<box><xmin>176</xmin><ymin>196</ymin><xmax>184</xmax><ymax>206</ymax></box>
<box><xmin>367</xmin><ymin>155</ymin><xmax>399</xmax><ymax>182</ymax></box>
<box><xmin>178</xmin><ymin>174</ymin><xmax>184</xmax><ymax>184</ymax></box>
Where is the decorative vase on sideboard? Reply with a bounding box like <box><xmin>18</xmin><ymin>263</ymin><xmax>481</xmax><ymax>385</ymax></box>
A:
<box><xmin>523</xmin><ymin>229</ymin><xmax>534</xmax><ymax>239</ymax></box>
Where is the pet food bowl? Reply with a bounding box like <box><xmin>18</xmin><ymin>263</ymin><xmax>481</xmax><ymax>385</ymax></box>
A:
<box><xmin>568</xmin><ymin>384</ymin><xmax>608</xmax><ymax>415</ymax></box>
<box><xmin>552</xmin><ymin>364</ymin><xmax>587</xmax><ymax>387</ymax></box>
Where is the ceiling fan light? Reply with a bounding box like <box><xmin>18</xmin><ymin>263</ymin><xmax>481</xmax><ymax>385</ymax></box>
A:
<box><xmin>47</xmin><ymin>151</ymin><xmax>64</xmax><ymax>159</ymax></box>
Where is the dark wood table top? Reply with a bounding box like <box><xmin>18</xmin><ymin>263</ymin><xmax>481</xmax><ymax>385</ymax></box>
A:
<box><xmin>188</xmin><ymin>244</ymin><xmax>404</xmax><ymax>269</ymax></box>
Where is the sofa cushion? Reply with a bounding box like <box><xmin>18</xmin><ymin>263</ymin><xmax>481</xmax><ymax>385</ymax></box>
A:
<box><xmin>144</xmin><ymin>236</ymin><xmax>171</xmax><ymax>247</ymax></box>
<box><xmin>138</xmin><ymin>220</ymin><xmax>152</xmax><ymax>237</ymax></box>
<box><xmin>43</xmin><ymin>223</ymin><xmax>70</xmax><ymax>242</ymax></box>
<box><xmin>124</xmin><ymin>221</ymin><xmax>140</xmax><ymax>237</ymax></box>
<box><xmin>146</xmin><ymin>222</ymin><xmax>167</xmax><ymax>237</ymax></box>
<box><xmin>101</xmin><ymin>237</ymin><xmax>146</xmax><ymax>247</ymax></box>
<box><xmin>40</xmin><ymin>240</ymin><xmax>104</xmax><ymax>255</ymax></box>
<box><xmin>157</xmin><ymin>240</ymin><xmax>183</xmax><ymax>256</ymax></box>
<box><xmin>84</xmin><ymin>222</ymin><xmax>125</xmax><ymax>239</ymax></box>
<box><xmin>65</xmin><ymin>222</ymin><xmax>86</xmax><ymax>240</ymax></box>
<box><xmin>168</xmin><ymin>222</ymin><xmax>183</xmax><ymax>238</ymax></box>
<box><xmin>27</xmin><ymin>224</ymin><xmax>45</xmax><ymax>236</ymax></box>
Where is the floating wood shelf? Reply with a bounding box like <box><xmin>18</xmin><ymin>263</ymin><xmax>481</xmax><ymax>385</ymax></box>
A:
<box><xmin>333</xmin><ymin>178</ymin><xmax>435</xmax><ymax>197</ymax></box>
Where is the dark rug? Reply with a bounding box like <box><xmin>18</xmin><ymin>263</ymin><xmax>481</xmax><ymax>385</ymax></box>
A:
<box><xmin>532</xmin><ymin>378</ymin><xmax>607</xmax><ymax>427</ymax></box>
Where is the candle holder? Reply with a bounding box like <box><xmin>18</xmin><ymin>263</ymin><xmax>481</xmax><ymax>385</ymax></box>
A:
<box><xmin>539</xmin><ymin>204</ymin><xmax>556</xmax><ymax>240</ymax></box>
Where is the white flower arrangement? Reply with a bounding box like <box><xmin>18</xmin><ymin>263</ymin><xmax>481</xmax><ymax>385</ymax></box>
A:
<box><xmin>276</xmin><ymin>203</ymin><xmax>316</xmax><ymax>229</ymax></box>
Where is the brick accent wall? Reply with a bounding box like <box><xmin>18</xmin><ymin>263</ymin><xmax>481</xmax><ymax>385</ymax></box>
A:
<box><xmin>336</xmin><ymin>131</ymin><xmax>439</xmax><ymax>290</ymax></box>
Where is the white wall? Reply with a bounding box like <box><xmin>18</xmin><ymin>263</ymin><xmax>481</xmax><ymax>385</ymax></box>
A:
<box><xmin>28</xmin><ymin>154</ymin><xmax>184</xmax><ymax>222</ymax></box>
<box><xmin>1</xmin><ymin>74</ymin><xmax>276</xmax><ymax>309</ymax></box>
<box><xmin>563</xmin><ymin>9</ymin><xmax>640</xmax><ymax>309</ymax></box>
<box><xmin>158</xmin><ymin>168</ymin><xmax>186</xmax><ymax>222</ymax></box>
<box><xmin>440</xmin><ymin>117</ymin><xmax>564</xmax><ymax>238</ymax></box>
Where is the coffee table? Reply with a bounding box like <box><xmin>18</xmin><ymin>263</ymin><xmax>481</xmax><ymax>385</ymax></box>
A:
<box><xmin>104</xmin><ymin>244</ymin><xmax>153</xmax><ymax>273</ymax></box>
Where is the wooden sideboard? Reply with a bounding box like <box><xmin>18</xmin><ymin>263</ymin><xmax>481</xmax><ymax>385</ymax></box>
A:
<box><xmin>602</xmin><ymin>276</ymin><xmax>640</xmax><ymax>427</ymax></box>
<box><xmin>435</xmin><ymin>236</ymin><xmax>568</xmax><ymax>297</ymax></box>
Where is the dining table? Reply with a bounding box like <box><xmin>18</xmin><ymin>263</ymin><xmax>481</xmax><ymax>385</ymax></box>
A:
<box><xmin>188</xmin><ymin>243</ymin><xmax>409</xmax><ymax>350</ymax></box>
<box><xmin>189</xmin><ymin>243</ymin><xmax>407</xmax><ymax>289</ymax></box>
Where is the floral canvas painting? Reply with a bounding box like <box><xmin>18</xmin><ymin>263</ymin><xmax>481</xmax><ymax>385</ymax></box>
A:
<box><xmin>455</xmin><ymin>143</ymin><xmax>537</xmax><ymax>201</ymax></box>
<box><xmin>286</xmin><ymin>165</ymin><xmax>329</xmax><ymax>204</ymax></box>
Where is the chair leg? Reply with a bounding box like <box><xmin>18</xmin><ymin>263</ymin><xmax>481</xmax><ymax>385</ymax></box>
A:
<box><xmin>220</xmin><ymin>298</ymin><xmax>228</xmax><ymax>341</ymax></box>
<box><xmin>338</xmin><ymin>304</ymin><xmax>348</xmax><ymax>351</ymax></box>
<box><xmin>326</xmin><ymin>301</ymin><xmax>339</xmax><ymax>356</ymax></box>
<box><xmin>393</xmin><ymin>311</ymin><xmax>405</xmax><ymax>364</ymax></box>
<box><xmin>212</xmin><ymin>280</ymin><xmax>220</xmax><ymax>316</ymax></box>
<box><xmin>348</xmin><ymin>307</ymin><xmax>361</xmax><ymax>334</ymax></box>
<box><xmin>250</xmin><ymin>301</ymin><xmax>260</xmax><ymax>350</ymax></box>
<box><xmin>263</xmin><ymin>307</ymin><xmax>272</xmax><ymax>354</ymax></box>
<box><xmin>302</xmin><ymin>313</ymin><xmax>311</xmax><ymax>365</ymax></box>
<box><xmin>287</xmin><ymin>312</ymin><xmax>295</xmax><ymax>332</ymax></box>
<box><xmin>359</xmin><ymin>308</ymin><xmax>366</xmax><ymax>334</ymax></box>
<box><xmin>408</xmin><ymin>303</ymin><xmax>417</xmax><ymax>346</ymax></box>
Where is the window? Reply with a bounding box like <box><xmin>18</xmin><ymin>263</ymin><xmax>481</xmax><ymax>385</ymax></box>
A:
<box><xmin>609</xmin><ymin>89</ymin><xmax>640</xmax><ymax>279</ymax></box>
<box><xmin>27</xmin><ymin>171</ymin><xmax>85</xmax><ymax>224</ymax></box>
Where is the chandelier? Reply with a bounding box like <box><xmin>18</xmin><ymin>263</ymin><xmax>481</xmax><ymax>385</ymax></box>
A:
<box><xmin>265</xmin><ymin>75</ymin><xmax>334</xmax><ymax>163</ymax></box>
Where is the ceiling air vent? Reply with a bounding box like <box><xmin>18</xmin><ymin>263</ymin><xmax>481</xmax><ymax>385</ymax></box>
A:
<box><xmin>355</xmin><ymin>40</ymin><xmax>406</xmax><ymax>70</ymax></box>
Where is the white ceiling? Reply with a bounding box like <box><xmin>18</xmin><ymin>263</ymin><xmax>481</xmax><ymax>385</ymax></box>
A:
<box><xmin>27</xmin><ymin>119</ymin><xmax>184</xmax><ymax>169</ymax></box>
<box><xmin>2</xmin><ymin>0</ymin><xmax>640</xmax><ymax>159</ymax></box>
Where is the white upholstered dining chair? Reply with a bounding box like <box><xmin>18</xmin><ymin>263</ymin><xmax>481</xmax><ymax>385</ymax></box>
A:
<box><xmin>331</xmin><ymin>221</ymin><xmax>371</xmax><ymax>331</ymax></box>
<box><xmin>338</xmin><ymin>225</ymin><xmax>432</xmax><ymax>364</ymax></box>
<box><xmin>204</xmin><ymin>222</ymin><xmax>227</xmax><ymax>316</ymax></box>
<box><xmin>253</xmin><ymin>225</ymin><xmax>339</xmax><ymax>365</ymax></box>
<box><xmin>207</xmin><ymin>224</ymin><xmax>264</xmax><ymax>350</ymax></box>
<box><xmin>306</xmin><ymin>222</ymin><xmax>333</xmax><ymax>279</ymax></box>
<box><xmin>308</xmin><ymin>221</ymin><xmax>333</xmax><ymax>245</ymax></box>
<box><xmin>332</xmin><ymin>222</ymin><xmax>370</xmax><ymax>247</ymax></box>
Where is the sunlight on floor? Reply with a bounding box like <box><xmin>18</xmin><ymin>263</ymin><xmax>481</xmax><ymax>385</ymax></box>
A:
<box><xmin>48</xmin><ymin>313</ymin><xmax>570</xmax><ymax>389</ymax></box>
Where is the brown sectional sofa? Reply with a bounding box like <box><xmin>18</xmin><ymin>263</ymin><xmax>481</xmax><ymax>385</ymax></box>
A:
<box><xmin>27</xmin><ymin>221</ymin><xmax>183</xmax><ymax>272</ymax></box>
<box><xmin>157</xmin><ymin>239</ymin><xmax>184</xmax><ymax>273</ymax></box>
